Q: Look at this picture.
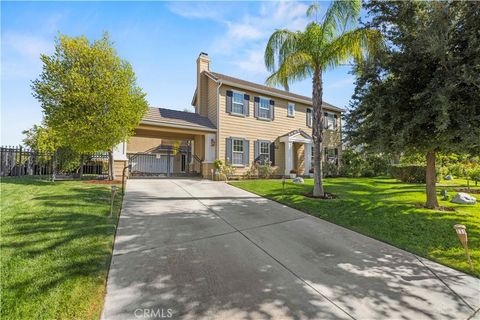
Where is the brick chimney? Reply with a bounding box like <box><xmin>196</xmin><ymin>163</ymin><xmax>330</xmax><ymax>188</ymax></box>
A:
<box><xmin>196</xmin><ymin>52</ymin><xmax>210</xmax><ymax>116</ymax></box>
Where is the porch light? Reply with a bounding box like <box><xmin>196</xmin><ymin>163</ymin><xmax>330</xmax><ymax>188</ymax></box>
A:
<box><xmin>211</xmin><ymin>138</ymin><xmax>216</xmax><ymax>146</ymax></box>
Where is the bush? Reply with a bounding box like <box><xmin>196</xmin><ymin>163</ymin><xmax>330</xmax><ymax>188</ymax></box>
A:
<box><xmin>390</xmin><ymin>165</ymin><xmax>426</xmax><ymax>183</ymax></box>
<box><xmin>468</xmin><ymin>167</ymin><xmax>480</xmax><ymax>185</ymax></box>
<box><xmin>339</xmin><ymin>148</ymin><xmax>391</xmax><ymax>178</ymax></box>
<box><xmin>339</xmin><ymin>149</ymin><xmax>365</xmax><ymax>177</ymax></box>
<box><xmin>257</xmin><ymin>161</ymin><xmax>275</xmax><ymax>179</ymax></box>
<box><xmin>447</xmin><ymin>163</ymin><xmax>465</xmax><ymax>178</ymax></box>
<box><xmin>324</xmin><ymin>162</ymin><xmax>339</xmax><ymax>177</ymax></box>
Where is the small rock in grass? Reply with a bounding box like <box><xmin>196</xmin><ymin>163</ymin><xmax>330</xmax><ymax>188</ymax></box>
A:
<box><xmin>451</xmin><ymin>192</ymin><xmax>477</xmax><ymax>205</ymax></box>
<box><xmin>292</xmin><ymin>177</ymin><xmax>304</xmax><ymax>184</ymax></box>
<box><xmin>444</xmin><ymin>174</ymin><xmax>453</xmax><ymax>180</ymax></box>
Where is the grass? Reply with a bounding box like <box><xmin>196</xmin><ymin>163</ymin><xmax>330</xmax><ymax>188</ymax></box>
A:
<box><xmin>230</xmin><ymin>177</ymin><xmax>480</xmax><ymax>277</ymax></box>
<box><xmin>1</xmin><ymin>177</ymin><xmax>123</xmax><ymax>320</ymax></box>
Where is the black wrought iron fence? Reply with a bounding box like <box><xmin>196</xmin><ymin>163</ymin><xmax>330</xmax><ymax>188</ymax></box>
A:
<box><xmin>0</xmin><ymin>146</ymin><xmax>109</xmax><ymax>180</ymax></box>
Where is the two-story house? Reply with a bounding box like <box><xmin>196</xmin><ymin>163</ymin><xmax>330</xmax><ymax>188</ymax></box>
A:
<box><xmin>113</xmin><ymin>52</ymin><xmax>343</xmax><ymax>178</ymax></box>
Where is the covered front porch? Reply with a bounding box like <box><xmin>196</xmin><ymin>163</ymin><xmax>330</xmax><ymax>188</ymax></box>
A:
<box><xmin>279</xmin><ymin>129</ymin><xmax>312</xmax><ymax>176</ymax></box>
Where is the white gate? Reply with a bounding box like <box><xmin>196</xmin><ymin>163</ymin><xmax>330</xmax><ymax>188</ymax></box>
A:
<box><xmin>129</xmin><ymin>153</ymin><xmax>174</xmax><ymax>174</ymax></box>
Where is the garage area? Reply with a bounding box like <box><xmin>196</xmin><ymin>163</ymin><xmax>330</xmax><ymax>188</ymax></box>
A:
<box><xmin>116</xmin><ymin>108</ymin><xmax>218</xmax><ymax>178</ymax></box>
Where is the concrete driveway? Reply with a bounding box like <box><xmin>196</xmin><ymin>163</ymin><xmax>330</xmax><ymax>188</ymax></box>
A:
<box><xmin>102</xmin><ymin>179</ymin><xmax>479</xmax><ymax>320</ymax></box>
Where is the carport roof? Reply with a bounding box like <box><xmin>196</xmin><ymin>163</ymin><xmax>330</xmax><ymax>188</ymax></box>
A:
<box><xmin>142</xmin><ymin>107</ymin><xmax>216</xmax><ymax>131</ymax></box>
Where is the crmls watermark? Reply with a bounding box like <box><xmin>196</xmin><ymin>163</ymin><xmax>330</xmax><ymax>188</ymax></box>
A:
<box><xmin>134</xmin><ymin>308</ymin><xmax>173</xmax><ymax>318</ymax></box>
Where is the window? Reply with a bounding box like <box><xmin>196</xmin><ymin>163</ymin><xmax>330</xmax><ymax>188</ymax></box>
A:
<box><xmin>306</xmin><ymin>108</ymin><xmax>312</xmax><ymax>127</ymax></box>
<box><xmin>259</xmin><ymin>141</ymin><xmax>270</xmax><ymax>162</ymax></box>
<box><xmin>232</xmin><ymin>139</ymin><xmax>244</xmax><ymax>165</ymax></box>
<box><xmin>232</xmin><ymin>92</ymin><xmax>244</xmax><ymax>115</ymax></box>
<box><xmin>258</xmin><ymin>97</ymin><xmax>270</xmax><ymax>119</ymax></box>
<box><xmin>326</xmin><ymin>148</ymin><xmax>336</xmax><ymax>161</ymax></box>
<box><xmin>287</xmin><ymin>103</ymin><xmax>295</xmax><ymax>117</ymax></box>
<box><xmin>324</xmin><ymin>112</ymin><xmax>338</xmax><ymax>130</ymax></box>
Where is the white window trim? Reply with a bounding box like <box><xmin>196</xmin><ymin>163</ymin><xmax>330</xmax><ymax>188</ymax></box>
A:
<box><xmin>232</xmin><ymin>138</ymin><xmax>244</xmax><ymax>165</ymax></box>
<box><xmin>287</xmin><ymin>103</ymin><xmax>295</xmax><ymax>117</ymax></box>
<box><xmin>259</xmin><ymin>141</ymin><xmax>270</xmax><ymax>160</ymax></box>
<box><xmin>324</xmin><ymin>112</ymin><xmax>337</xmax><ymax>131</ymax></box>
<box><xmin>306</xmin><ymin>107</ymin><xmax>313</xmax><ymax>127</ymax></box>
<box><xmin>258</xmin><ymin>96</ymin><xmax>271</xmax><ymax>120</ymax></box>
<box><xmin>231</xmin><ymin>90</ymin><xmax>245</xmax><ymax>116</ymax></box>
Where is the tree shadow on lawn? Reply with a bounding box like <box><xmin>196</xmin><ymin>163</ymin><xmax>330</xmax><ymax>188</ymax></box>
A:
<box><xmin>256</xmin><ymin>183</ymin><xmax>479</xmax><ymax>277</ymax></box>
<box><xmin>1</xmin><ymin>184</ymin><xmax>122</xmax><ymax>318</ymax></box>
<box><xmin>104</xmin><ymin>185</ymin><xmax>476</xmax><ymax>319</ymax></box>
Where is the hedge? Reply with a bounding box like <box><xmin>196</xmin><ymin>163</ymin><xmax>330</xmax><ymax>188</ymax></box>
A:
<box><xmin>390</xmin><ymin>165</ymin><xmax>426</xmax><ymax>183</ymax></box>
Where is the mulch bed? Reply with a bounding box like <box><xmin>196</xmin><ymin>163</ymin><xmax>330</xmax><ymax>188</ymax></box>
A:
<box><xmin>455</xmin><ymin>188</ymin><xmax>480</xmax><ymax>194</ymax></box>
<box><xmin>304</xmin><ymin>192</ymin><xmax>337</xmax><ymax>199</ymax></box>
<box><xmin>83</xmin><ymin>180</ymin><xmax>122</xmax><ymax>185</ymax></box>
<box><xmin>415</xmin><ymin>203</ymin><xmax>456</xmax><ymax>211</ymax></box>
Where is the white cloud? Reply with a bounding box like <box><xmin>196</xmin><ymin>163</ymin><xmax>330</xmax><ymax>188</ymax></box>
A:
<box><xmin>234</xmin><ymin>50</ymin><xmax>268</xmax><ymax>77</ymax></box>
<box><xmin>166</xmin><ymin>2</ymin><xmax>229</xmax><ymax>21</ymax></box>
<box><xmin>3</xmin><ymin>33</ymin><xmax>53</xmax><ymax>60</ymax></box>
<box><xmin>169</xmin><ymin>1</ymin><xmax>310</xmax><ymax>78</ymax></box>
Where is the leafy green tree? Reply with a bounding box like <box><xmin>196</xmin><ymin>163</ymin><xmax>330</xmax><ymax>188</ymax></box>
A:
<box><xmin>22</xmin><ymin>124</ymin><xmax>60</xmax><ymax>153</ymax></box>
<box><xmin>32</xmin><ymin>33</ymin><xmax>148</xmax><ymax>179</ymax></box>
<box><xmin>345</xmin><ymin>1</ymin><xmax>480</xmax><ymax>208</ymax></box>
<box><xmin>264</xmin><ymin>0</ymin><xmax>381</xmax><ymax>197</ymax></box>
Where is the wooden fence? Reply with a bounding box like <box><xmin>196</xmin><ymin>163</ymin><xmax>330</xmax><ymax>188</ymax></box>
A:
<box><xmin>0</xmin><ymin>146</ymin><xmax>109</xmax><ymax>179</ymax></box>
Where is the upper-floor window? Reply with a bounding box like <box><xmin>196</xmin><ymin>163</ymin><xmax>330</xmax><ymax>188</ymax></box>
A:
<box><xmin>324</xmin><ymin>112</ymin><xmax>338</xmax><ymax>130</ymax></box>
<box><xmin>232</xmin><ymin>92</ymin><xmax>244</xmax><ymax>115</ymax></box>
<box><xmin>287</xmin><ymin>103</ymin><xmax>295</xmax><ymax>117</ymax></box>
<box><xmin>232</xmin><ymin>138</ymin><xmax>244</xmax><ymax>165</ymax></box>
<box><xmin>306</xmin><ymin>108</ymin><xmax>312</xmax><ymax>127</ymax></box>
<box><xmin>258</xmin><ymin>97</ymin><xmax>271</xmax><ymax>119</ymax></box>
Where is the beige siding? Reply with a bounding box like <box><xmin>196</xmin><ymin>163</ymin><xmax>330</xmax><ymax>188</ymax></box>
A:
<box><xmin>217</xmin><ymin>85</ymin><xmax>342</xmax><ymax>175</ymax></box>
<box><xmin>206</xmin><ymin>77</ymin><xmax>218</xmax><ymax>127</ymax></box>
<box><xmin>127</xmin><ymin>136</ymin><xmax>163</xmax><ymax>153</ymax></box>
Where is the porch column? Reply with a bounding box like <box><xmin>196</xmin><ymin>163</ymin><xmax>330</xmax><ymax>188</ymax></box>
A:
<box><xmin>204</xmin><ymin>133</ymin><xmax>216</xmax><ymax>163</ymax></box>
<box><xmin>304</xmin><ymin>142</ymin><xmax>312</xmax><ymax>175</ymax></box>
<box><xmin>190</xmin><ymin>140</ymin><xmax>195</xmax><ymax>164</ymax></box>
<box><xmin>284</xmin><ymin>141</ymin><xmax>293</xmax><ymax>175</ymax></box>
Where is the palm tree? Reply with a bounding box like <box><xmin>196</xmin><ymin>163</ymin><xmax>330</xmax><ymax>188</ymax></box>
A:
<box><xmin>265</xmin><ymin>0</ymin><xmax>381</xmax><ymax>197</ymax></box>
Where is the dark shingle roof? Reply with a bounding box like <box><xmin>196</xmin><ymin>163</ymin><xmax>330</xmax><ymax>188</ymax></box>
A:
<box><xmin>205</xmin><ymin>71</ymin><xmax>345</xmax><ymax>112</ymax></box>
<box><xmin>142</xmin><ymin>107</ymin><xmax>216</xmax><ymax>131</ymax></box>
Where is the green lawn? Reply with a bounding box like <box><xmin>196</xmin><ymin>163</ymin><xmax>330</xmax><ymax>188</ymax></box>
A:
<box><xmin>230</xmin><ymin>177</ymin><xmax>480</xmax><ymax>277</ymax></box>
<box><xmin>1</xmin><ymin>178</ymin><xmax>123</xmax><ymax>319</ymax></box>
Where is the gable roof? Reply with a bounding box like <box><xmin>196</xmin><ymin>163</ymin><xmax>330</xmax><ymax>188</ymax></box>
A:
<box><xmin>203</xmin><ymin>71</ymin><xmax>345</xmax><ymax>113</ymax></box>
<box><xmin>279</xmin><ymin>129</ymin><xmax>312</xmax><ymax>140</ymax></box>
<box><xmin>142</xmin><ymin>107</ymin><xmax>216</xmax><ymax>131</ymax></box>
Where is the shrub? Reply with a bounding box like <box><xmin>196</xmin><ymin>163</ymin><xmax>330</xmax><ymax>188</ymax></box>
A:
<box><xmin>339</xmin><ymin>148</ymin><xmax>391</xmax><ymax>178</ymax></box>
<box><xmin>468</xmin><ymin>167</ymin><xmax>480</xmax><ymax>186</ymax></box>
<box><xmin>213</xmin><ymin>159</ymin><xmax>223</xmax><ymax>170</ymax></box>
<box><xmin>324</xmin><ymin>162</ymin><xmax>339</xmax><ymax>177</ymax></box>
<box><xmin>390</xmin><ymin>165</ymin><xmax>426</xmax><ymax>183</ymax></box>
<box><xmin>364</xmin><ymin>154</ymin><xmax>390</xmax><ymax>176</ymax></box>
<box><xmin>447</xmin><ymin>163</ymin><xmax>465</xmax><ymax>177</ymax></box>
<box><xmin>257</xmin><ymin>161</ymin><xmax>275</xmax><ymax>179</ymax></box>
<box><xmin>339</xmin><ymin>149</ymin><xmax>364</xmax><ymax>177</ymax></box>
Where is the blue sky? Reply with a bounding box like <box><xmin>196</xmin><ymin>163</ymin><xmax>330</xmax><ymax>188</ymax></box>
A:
<box><xmin>1</xmin><ymin>1</ymin><xmax>355</xmax><ymax>146</ymax></box>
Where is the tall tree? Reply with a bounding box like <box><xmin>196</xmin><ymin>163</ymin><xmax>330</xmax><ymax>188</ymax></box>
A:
<box><xmin>32</xmin><ymin>33</ymin><xmax>148</xmax><ymax>179</ymax></box>
<box><xmin>345</xmin><ymin>1</ymin><xmax>480</xmax><ymax>208</ymax></box>
<box><xmin>264</xmin><ymin>0</ymin><xmax>381</xmax><ymax>197</ymax></box>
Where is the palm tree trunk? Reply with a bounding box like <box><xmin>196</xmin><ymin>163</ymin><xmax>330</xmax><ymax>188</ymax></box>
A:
<box><xmin>312</xmin><ymin>68</ymin><xmax>325</xmax><ymax>197</ymax></box>
<box><xmin>425</xmin><ymin>151</ymin><xmax>439</xmax><ymax>209</ymax></box>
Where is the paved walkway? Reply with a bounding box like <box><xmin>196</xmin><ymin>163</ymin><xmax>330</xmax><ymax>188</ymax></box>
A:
<box><xmin>102</xmin><ymin>179</ymin><xmax>479</xmax><ymax>320</ymax></box>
